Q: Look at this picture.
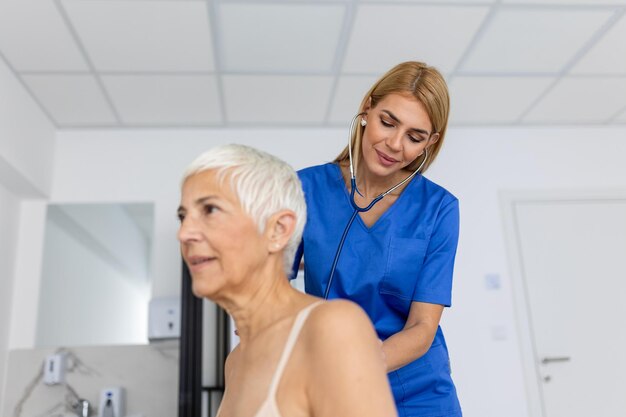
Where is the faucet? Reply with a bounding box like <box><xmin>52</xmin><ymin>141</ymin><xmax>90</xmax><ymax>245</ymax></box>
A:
<box><xmin>72</xmin><ymin>399</ymin><xmax>90</xmax><ymax>417</ymax></box>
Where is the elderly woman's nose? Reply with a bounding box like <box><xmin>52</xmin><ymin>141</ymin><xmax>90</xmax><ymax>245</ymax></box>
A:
<box><xmin>178</xmin><ymin>218</ymin><xmax>200</xmax><ymax>242</ymax></box>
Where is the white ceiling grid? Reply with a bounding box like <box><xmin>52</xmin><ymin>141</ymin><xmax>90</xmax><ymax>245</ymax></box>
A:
<box><xmin>22</xmin><ymin>74</ymin><xmax>117</xmax><ymax>125</ymax></box>
<box><xmin>102</xmin><ymin>74</ymin><xmax>222</xmax><ymax>125</ymax></box>
<box><xmin>523</xmin><ymin>77</ymin><xmax>626</xmax><ymax>123</ymax></box>
<box><xmin>0</xmin><ymin>0</ymin><xmax>625</xmax><ymax>129</ymax></box>
<box><xmin>222</xmin><ymin>75</ymin><xmax>334</xmax><ymax>124</ymax></box>
<box><xmin>0</xmin><ymin>1</ymin><xmax>88</xmax><ymax>71</ymax></box>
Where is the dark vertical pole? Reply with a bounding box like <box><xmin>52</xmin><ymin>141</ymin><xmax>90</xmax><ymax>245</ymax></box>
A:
<box><xmin>215</xmin><ymin>307</ymin><xmax>229</xmax><ymax>389</ymax></box>
<box><xmin>178</xmin><ymin>261</ymin><xmax>202</xmax><ymax>417</ymax></box>
<box><xmin>205</xmin><ymin>306</ymin><xmax>229</xmax><ymax>415</ymax></box>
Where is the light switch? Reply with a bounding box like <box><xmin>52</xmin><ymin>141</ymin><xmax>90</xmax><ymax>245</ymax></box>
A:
<box><xmin>485</xmin><ymin>273</ymin><xmax>501</xmax><ymax>290</ymax></box>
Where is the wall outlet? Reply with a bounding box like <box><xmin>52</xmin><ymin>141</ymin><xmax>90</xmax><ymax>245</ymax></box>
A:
<box><xmin>43</xmin><ymin>352</ymin><xmax>66</xmax><ymax>385</ymax></box>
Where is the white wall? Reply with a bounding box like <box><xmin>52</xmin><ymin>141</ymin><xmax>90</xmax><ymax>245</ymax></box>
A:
<box><xmin>9</xmin><ymin>125</ymin><xmax>626</xmax><ymax>417</ymax></box>
<box><xmin>0</xmin><ymin>57</ymin><xmax>54</xmax><ymax>198</ymax></box>
<box><xmin>0</xmin><ymin>55</ymin><xmax>55</xmax><ymax>411</ymax></box>
<box><xmin>0</xmin><ymin>183</ymin><xmax>20</xmax><ymax>414</ymax></box>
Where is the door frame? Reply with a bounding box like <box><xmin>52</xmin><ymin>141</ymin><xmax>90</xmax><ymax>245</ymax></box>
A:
<box><xmin>500</xmin><ymin>188</ymin><xmax>626</xmax><ymax>417</ymax></box>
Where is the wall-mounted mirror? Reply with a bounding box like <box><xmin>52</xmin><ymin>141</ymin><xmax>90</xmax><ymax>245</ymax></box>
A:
<box><xmin>36</xmin><ymin>203</ymin><xmax>154</xmax><ymax>347</ymax></box>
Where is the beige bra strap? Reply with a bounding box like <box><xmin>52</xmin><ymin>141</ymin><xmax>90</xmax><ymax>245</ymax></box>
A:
<box><xmin>267</xmin><ymin>301</ymin><xmax>324</xmax><ymax>396</ymax></box>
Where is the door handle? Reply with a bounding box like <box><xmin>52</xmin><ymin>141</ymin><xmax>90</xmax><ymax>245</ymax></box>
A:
<box><xmin>541</xmin><ymin>356</ymin><xmax>571</xmax><ymax>364</ymax></box>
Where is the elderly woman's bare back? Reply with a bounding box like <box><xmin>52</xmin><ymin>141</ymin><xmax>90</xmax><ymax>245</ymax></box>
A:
<box><xmin>217</xmin><ymin>295</ymin><xmax>396</xmax><ymax>417</ymax></box>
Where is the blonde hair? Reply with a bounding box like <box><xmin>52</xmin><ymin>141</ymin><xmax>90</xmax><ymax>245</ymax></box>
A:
<box><xmin>335</xmin><ymin>61</ymin><xmax>450</xmax><ymax>174</ymax></box>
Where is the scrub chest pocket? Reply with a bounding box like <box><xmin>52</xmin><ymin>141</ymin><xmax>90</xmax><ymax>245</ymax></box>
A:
<box><xmin>379</xmin><ymin>237</ymin><xmax>428</xmax><ymax>313</ymax></box>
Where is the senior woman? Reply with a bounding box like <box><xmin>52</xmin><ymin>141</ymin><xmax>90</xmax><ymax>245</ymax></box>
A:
<box><xmin>177</xmin><ymin>144</ymin><xmax>397</xmax><ymax>417</ymax></box>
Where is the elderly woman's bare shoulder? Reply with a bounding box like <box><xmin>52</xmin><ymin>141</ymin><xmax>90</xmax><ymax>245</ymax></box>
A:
<box><xmin>299</xmin><ymin>300</ymin><xmax>395</xmax><ymax>416</ymax></box>
<box><xmin>303</xmin><ymin>299</ymin><xmax>379</xmax><ymax>345</ymax></box>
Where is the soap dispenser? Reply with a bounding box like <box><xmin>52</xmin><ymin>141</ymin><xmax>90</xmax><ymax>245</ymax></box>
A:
<box><xmin>99</xmin><ymin>387</ymin><xmax>125</xmax><ymax>417</ymax></box>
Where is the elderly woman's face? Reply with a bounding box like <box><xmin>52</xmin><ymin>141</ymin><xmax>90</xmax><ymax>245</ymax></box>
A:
<box><xmin>177</xmin><ymin>170</ymin><xmax>266</xmax><ymax>299</ymax></box>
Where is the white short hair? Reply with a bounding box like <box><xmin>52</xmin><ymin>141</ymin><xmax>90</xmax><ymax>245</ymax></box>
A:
<box><xmin>182</xmin><ymin>144</ymin><xmax>306</xmax><ymax>274</ymax></box>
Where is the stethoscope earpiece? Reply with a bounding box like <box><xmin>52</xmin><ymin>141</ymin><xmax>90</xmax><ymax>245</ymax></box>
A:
<box><xmin>325</xmin><ymin>114</ymin><xmax>429</xmax><ymax>299</ymax></box>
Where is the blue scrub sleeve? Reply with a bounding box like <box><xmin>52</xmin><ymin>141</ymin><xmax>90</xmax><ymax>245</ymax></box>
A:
<box><xmin>289</xmin><ymin>240</ymin><xmax>304</xmax><ymax>280</ymax></box>
<box><xmin>412</xmin><ymin>197</ymin><xmax>460</xmax><ymax>307</ymax></box>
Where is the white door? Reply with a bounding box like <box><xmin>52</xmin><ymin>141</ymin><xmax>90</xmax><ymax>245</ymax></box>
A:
<box><xmin>512</xmin><ymin>197</ymin><xmax>626</xmax><ymax>417</ymax></box>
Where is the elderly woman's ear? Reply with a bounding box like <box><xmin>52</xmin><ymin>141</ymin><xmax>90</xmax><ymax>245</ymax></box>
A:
<box><xmin>266</xmin><ymin>210</ymin><xmax>297</xmax><ymax>252</ymax></box>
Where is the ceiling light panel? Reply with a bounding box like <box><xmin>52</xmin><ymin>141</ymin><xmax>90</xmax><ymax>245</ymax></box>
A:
<box><xmin>461</xmin><ymin>8</ymin><xmax>614</xmax><ymax>73</ymax></box>
<box><xmin>219</xmin><ymin>4</ymin><xmax>345</xmax><ymax>73</ymax></box>
<box><xmin>571</xmin><ymin>14</ymin><xmax>626</xmax><ymax>75</ymax></box>
<box><xmin>61</xmin><ymin>0</ymin><xmax>214</xmax><ymax>72</ymax></box>
<box><xmin>449</xmin><ymin>76</ymin><xmax>554</xmax><ymax>124</ymax></box>
<box><xmin>328</xmin><ymin>75</ymin><xmax>379</xmax><ymax>125</ymax></box>
<box><xmin>22</xmin><ymin>75</ymin><xmax>116</xmax><ymax>126</ymax></box>
<box><xmin>102</xmin><ymin>75</ymin><xmax>222</xmax><ymax>126</ymax></box>
<box><xmin>223</xmin><ymin>75</ymin><xmax>333</xmax><ymax>124</ymax></box>
<box><xmin>523</xmin><ymin>77</ymin><xmax>626</xmax><ymax>123</ymax></box>
<box><xmin>343</xmin><ymin>5</ymin><xmax>489</xmax><ymax>74</ymax></box>
<box><xmin>0</xmin><ymin>2</ymin><xmax>88</xmax><ymax>71</ymax></box>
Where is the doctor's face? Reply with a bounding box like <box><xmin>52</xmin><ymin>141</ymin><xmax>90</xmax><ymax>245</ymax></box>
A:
<box><xmin>361</xmin><ymin>93</ymin><xmax>438</xmax><ymax>179</ymax></box>
<box><xmin>177</xmin><ymin>170</ymin><xmax>267</xmax><ymax>299</ymax></box>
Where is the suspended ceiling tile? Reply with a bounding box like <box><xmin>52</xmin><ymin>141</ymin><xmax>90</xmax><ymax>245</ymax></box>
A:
<box><xmin>502</xmin><ymin>0</ymin><xmax>626</xmax><ymax>4</ymax></box>
<box><xmin>523</xmin><ymin>77</ymin><xmax>626</xmax><ymax>123</ymax></box>
<box><xmin>61</xmin><ymin>0</ymin><xmax>214</xmax><ymax>72</ymax></box>
<box><xmin>343</xmin><ymin>5</ymin><xmax>489</xmax><ymax>74</ymax></box>
<box><xmin>22</xmin><ymin>74</ymin><xmax>116</xmax><ymax>126</ymax></box>
<box><xmin>102</xmin><ymin>75</ymin><xmax>222</xmax><ymax>126</ymax></box>
<box><xmin>0</xmin><ymin>2</ymin><xmax>88</xmax><ymax>71</ymax></box>
<box><xmin>223</xmin><ymin>75</ymin><xmax>333</xmax><ymax>124</ymax></box>
<box><xmin>571</xmin><ymin>14</ymin><xmax>626</xmax><ymax>75</ymax></box>
<box><xmin>219</xmin><ymin>4</ymin><xmax>345</xmax><ymax>72</ymax></box>
<box><xmin>461</xmin><ymin>8</ymin><xmax>613</xmax><ymax>73</ymax></box>
<box><xmin>328</xmin><ymin>75</ymin><xmax>379</xmax><ymax>125</ymax></box>
<box><xmin>363</xmin><ymin>0</ymin><xmax>495</xmax><ymax>2</ymax></box>
<box><xmin>449</xmin><ymin>76</ymin><xmax>554</xmax><ymax>124</ymax></box>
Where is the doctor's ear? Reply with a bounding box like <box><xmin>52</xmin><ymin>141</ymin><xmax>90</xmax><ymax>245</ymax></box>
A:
<box><xmin>429</xmin><ymin>132</ymin><xmax>440</xmax><ymax>145</ymax></box>
<box><xmin>361</xmin><ymin>97</ymin><xmax>372</xmax><ymax>114</ymax></box>
<box><xmin>266</xmin><ymin>210</ymin><xmax>297</xmax><ymax>252</ymax></box>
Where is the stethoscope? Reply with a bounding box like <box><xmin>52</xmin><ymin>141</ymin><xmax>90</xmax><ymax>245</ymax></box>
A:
<box><xmin>323</xmin><ymin>112</ymin><xmax>429</xmax><ymax>299</ymax></box>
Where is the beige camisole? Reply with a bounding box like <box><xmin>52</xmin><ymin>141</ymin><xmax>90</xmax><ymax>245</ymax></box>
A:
<box><xmin>216</xmin><ymin>301</ymin><xmax>323</xmax><ymax>417</ymax></box>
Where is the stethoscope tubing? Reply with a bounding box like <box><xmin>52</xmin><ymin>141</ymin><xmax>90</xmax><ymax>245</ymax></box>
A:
<box><xmin>324</xmin><ymin>113</ymin><xmax>428</xmax><ymax>299</ymax></box>
<box><xmin>323</xmin><ymin>209</ymin><xmax>358</xmax><ymax>300</ymax></box>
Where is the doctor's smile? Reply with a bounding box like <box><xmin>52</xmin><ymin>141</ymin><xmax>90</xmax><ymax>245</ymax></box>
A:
<box><xmin>375</xmin><ymin>149</ymin><xmax>398</xmax><ymax>167</ymax></box>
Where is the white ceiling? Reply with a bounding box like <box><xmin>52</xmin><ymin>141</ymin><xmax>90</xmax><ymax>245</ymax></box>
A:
<box><xmin>1</xmin><ymin>0</ymin><xmax>626</xmax><ymax>129</ymax></box>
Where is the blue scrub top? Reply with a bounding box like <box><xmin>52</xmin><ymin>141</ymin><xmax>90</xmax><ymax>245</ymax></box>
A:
<box><xmin>292</xmin><ymin>163</ymin><xmax>462</xmax><ymax>417</ymax></box>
